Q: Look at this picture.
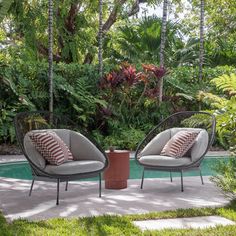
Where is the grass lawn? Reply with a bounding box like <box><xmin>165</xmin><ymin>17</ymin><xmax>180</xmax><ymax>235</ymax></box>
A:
<box><xmin>1</xmin><ymin>201</ymin><xmax>236</xmax><ymax>235</ymax></box>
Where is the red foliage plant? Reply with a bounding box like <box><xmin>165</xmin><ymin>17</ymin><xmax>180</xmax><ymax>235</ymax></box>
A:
<box><xmin>142</xmin><ymin>64</ymin><xmax>167</xmax><ymax>79</ymax></box>
<box><xmin>99</xmin><ymin>63</ymin><xmax>167</xmax><ymax>90</ymax></box>
<box><xmin>99</xmin><ymin>63</ymin><xmax>139</xmax><ymax>89</ymax></box>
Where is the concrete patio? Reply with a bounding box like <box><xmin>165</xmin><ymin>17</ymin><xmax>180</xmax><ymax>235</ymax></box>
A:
<box><xmin>0</xmin><ymin>176</ymin><xmax>229</xmax><ymax>222</ymax></box>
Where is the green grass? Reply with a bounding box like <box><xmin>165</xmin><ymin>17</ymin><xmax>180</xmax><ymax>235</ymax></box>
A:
<box><xmin>1</xmin><ymin>201</ymin><xmax>236</xmax><ymax>235</ymax></box>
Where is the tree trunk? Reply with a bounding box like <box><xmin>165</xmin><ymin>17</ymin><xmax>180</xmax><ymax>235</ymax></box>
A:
<box><xmin>158</xmin><ymin>0</ymin><xmax>168</xmax><ymax>104</ymax></box>
<box><xmin>199</xmin><ymin>0</ymin><xmax>205</xmax><ymax>83</ymax></box>
<box><xmin>84</xmin><ymin>0</ymin><xmax>140</xmax><ymax>64</ymax></box>
<box><xmin>98</xmin><ymin>0</ymin><xmax>103</xmax><ymax>77</ymax></box>
<box><xmin>48</xmin><ymin>0</ymin><xmax>53</xmax><ymax>114</ymax></box>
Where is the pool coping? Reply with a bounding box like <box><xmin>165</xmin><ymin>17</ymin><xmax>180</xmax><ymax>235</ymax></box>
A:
<box><xmin>0</xmin><ymin>151</ymin><xmax>231</xmax><ymax>164</ymax></box>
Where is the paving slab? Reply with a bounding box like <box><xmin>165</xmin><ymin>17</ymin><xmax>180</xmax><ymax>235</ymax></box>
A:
<box><xmin>133</xmin><ymin>216</ymin><xmax>235</xmax><ymax>231</ymax></box>
<box><xmin>0</xmin><ymin>176</ymin><xmax>229</xmax><ymax>221</ymax></box>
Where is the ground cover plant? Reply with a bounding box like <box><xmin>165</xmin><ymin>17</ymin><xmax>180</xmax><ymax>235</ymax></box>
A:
<box><xmin>1</xmin><ymin>201</ymin><xmax>236</xmax><ymax>235</ymax></box>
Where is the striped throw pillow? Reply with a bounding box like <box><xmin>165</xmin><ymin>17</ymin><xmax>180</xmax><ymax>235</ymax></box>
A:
<box><xmin>160</xmin><ymin>131</ymin><xmax>199</xmax><ymax>158</ymax></box>
<box><xmin>29</xmin><ymin>131</ymin><xmax>73</xmax><ymax>165</ymax></box>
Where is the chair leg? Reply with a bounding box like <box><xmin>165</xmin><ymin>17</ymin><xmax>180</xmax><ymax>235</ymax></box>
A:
<box><xmin>200</xmin><ymin>168</ymin><xmax>204</xmax><ymax>185</ymax></box>
<box><xmin>56</xmin><ymin>179</ymin><xmax>60</xmax><ymax>205</ymax></box>
<box><xmin>29</xmin><ymin>179</ymin><xmax>35</xmax><ymax>196</ymax></box>
<box><xmin>99</xmin><ymin>173</ymin><xmax>102</xmax><ymax>198</ymax></box>
<box><xmin>180</xmin><ymin>170</ymin><xmax>184</xmax><ymax>192</ymax></box>
<box><xmin>65</xmin><ymin>181</ymin><xmax>68</xmax><ymax>191</ymax></box>
<box><xmin>170</xmin><ymin>171</ymin><xmax>173</xmax><ymax>182</ymax></box>
<box><xmin>141</xmin><ymin>169</ymin><xmax>145</xmax><ymax>189</ymax></box>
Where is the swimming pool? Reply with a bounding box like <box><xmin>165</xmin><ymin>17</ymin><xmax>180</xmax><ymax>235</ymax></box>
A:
<box><xmin>0</xmin><ymin>157</ymin><xmax>229</xmax><ymax>180</ymax></box>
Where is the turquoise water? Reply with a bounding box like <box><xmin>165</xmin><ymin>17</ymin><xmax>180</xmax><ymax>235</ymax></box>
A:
<box><xmin>0</xmin><ymin>157</ymin><xmax>229</xmax><ymax>180</ymax></box>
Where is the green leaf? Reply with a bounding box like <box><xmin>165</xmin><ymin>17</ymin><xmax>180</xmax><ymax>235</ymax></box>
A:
<box><xmin>0</xmin><ymin>0</ymin><xmax>14</xmax><ymax>22</ymax></box>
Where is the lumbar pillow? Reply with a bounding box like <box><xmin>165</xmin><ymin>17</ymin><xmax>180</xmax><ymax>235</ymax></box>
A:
<box><xmin>29</xmin><ymin>131</ymin><xmax>73</xmax><ymax>165</ymax></box>
<box><xmin>160</xmin><ymin>130</ymin><xmax>199</xmax><ymax>158</ymax></box>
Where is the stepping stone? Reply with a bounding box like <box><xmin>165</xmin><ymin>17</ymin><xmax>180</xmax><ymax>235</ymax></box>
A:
<box><xmin>133</xmin><ymin>216</ymin><xmax>235</xmax><ymax>231</ymax></box>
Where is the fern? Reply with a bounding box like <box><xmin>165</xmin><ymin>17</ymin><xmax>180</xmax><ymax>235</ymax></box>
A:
<box><xmin>211</xmin><ymin>73</ymin><xmax>236</xmax><ymax>96</ymax></box>
<box><xmin>197</xmin><ymin>91</ymin><xmax>228</xmax><ymax>109</ymax></box>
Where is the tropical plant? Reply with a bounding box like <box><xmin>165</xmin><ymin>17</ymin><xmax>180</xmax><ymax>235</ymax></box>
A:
<box><xmin>203</xmin><ymin>72</ymin><xmax>236</xmax><ymax>199</ymax></box>
<box><xmin>104</xmin><ymin>16</ymin><xmax>184</xmax><ymax>65</ymax></box>
<box><xmin>198</xmin><ymin>73</ymin><xmax>236</xmax><ymax>149</ymax></box>
<box><xmin>0</xmin><ymin>0</ymin><xmax>14</xmax><ymax>22</ymax></box>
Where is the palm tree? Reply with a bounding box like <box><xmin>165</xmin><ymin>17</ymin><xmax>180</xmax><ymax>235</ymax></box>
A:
<box><xmin>159</xmin><ymin>0</ymin><xmax>168</xmax><ymax>103</ymax></box>
<box><xmin>48</xmin><ymin>0</ymin><xmax>53</xmax><ymax>114</ymax></box>
<box><xmin>115</xmin><ymin>17</ymin><xmax>183</xmax><ymax>65</ymax></box>
<box><xmin>199</xmin><ymin>0</ymin><xmax>205</xmax><ymax>83</ymax></box>
<box><xmin>98</xmin><ymin>0</ymin><xmax>103</xmax><ymax>76</ymax></box>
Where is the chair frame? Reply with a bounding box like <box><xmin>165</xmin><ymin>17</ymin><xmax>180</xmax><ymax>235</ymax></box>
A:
<box><xmin>135</xmin><ymin>111</ymin><xmax>216</xmax><ymax>192</ymax></box>
<box><xmin>14</xmin><ymin>111</ymin><xmax>108</xmax><ymax>205</ymax></box>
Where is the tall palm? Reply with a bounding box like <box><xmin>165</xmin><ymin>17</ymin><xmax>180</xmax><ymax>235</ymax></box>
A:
<box><xmin>158</xmin><ymin>0</ymin><xmax>168</xmax><ymax>103</ymax></box>
<box><xmin>114</xmin><ymin>17</ymin><xmax>183</xmax><ymax>65</ymax></box>
<box><xmin>199</xmin><ymin>0</ymin><xmax>204</xmax><ymax>83</ymax></box>
<box><xmin>98</xmin><ymin>0</ymin><xmax>103</xmax><ymax>76</ymax></box>
<box><xmin>48</xmin><ymin>0</ymin><xmax>53</xmax><ymax>114</ymax></box>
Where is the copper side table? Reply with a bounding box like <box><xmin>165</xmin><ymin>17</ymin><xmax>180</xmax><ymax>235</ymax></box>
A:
<box><xmin>104</xmin><ymin>150</ymin><xmax>130</xmax><ymax>189</ymax></box>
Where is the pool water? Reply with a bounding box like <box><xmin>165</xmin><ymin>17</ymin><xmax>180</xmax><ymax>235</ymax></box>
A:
<box><xmin>0</xmin><ymin>157</ymin><xmax>229</xmax><ymax>180</ymax></box>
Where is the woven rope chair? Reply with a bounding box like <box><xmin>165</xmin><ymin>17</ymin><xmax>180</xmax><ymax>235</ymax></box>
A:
<box><xmin>135</xmin><ymin>111</ymin><xmax>216</xmax><ymax>192</ymax></box>
<box><xmin>14</xmin><ymin>111</ymin><xmax>108</xmax><ymax>205</ymax></box>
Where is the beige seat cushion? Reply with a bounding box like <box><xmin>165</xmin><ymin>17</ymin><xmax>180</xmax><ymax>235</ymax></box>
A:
<box><xmin>24</xmin><ymin>129</ymin><xmax>106</xmax><ymax>172</ymax></box>
<box><xmin>45</xmin><ymin>160</ymin><xmax>104</xmax><ymax>175</ymax></box>
<box><xmin>139</xmin><ymin>128</ymin><xmax>209</xmax><ymax>167</ymax></box>
<box><xmin>140</xmin><ymin>129</ymin><xmax>171</xmax><ymax>156</ymax></box>
<box><xmin>70</xmin><ymin>130</ymin><xmax>106</xmax><ymax>163</ymax></box>
<box><xmin>139</xmin><ymin>155</ymin><xmax>192</xmax><ymax>167</ymax></box>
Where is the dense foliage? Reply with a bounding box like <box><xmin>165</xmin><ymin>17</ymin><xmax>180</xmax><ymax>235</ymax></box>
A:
<box><xmin>0</xmin><ymin>0</ymin><xmax>236</xmax><ymax>151</ymax></box>
<box><xmin>199</xmin><ymin>72</ymin><xmax>236</xmax><ymax>199</ymax></box>
<box><xmin>1</xmin><ymin>59</ymin><xmax>234</xmax><ymax>150</ymax></box>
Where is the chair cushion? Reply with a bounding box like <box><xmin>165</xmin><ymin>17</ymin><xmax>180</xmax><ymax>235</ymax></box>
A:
<box><xmin>70</xmin><ymin>131</ymin><xmax>106</xmax><ymax>163</ymax></box>
<box><xmin>160</xmin><ymin>130</ymin><xmax>199</xmax><ymax>158</ymax></box>
<box><xmin>29</xmin><ymin>130</ymin><xmax>73</xmax><ymax>165</ymax></box>
<box><xmin>44</xmin><ymin>160</ymin><xmax>105</xmax><ymax>175</ymax></box>
<box><xmin>140</xmin><ymin>129</ymin><xmax>171</xmax><ymax>156</ymax></box>
<box><xmin>139</xmin><ymin>155</ymin><xmax>192</xmax><ymax>167</ymax></box>
<box><xmin>190</xmin><ymin>129</ymin><xmax>209</xmax><ymax>162</ymax></box>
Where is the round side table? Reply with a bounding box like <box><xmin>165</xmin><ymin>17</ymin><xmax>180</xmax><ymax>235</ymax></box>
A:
<box><xmin>104</xmin><ymin>150</ymin><xmax>130</xmax><ymax>189</ymax></box>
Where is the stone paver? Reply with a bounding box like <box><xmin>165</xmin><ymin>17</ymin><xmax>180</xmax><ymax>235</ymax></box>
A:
<box><xmin>133</xmin><ymin>216</ymin><xmax>235</xmax><ymax>231</ymax></box>
<box><xmin>0</xmin><ymin>176</ymin><xmax>229</xmax><ymax>221</ymax></box>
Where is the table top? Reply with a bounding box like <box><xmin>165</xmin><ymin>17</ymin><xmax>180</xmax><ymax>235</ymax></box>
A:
<box><xmin>105</xmin><ymin>150</ymin><xmax>130</xmax><ymax>154</ymax></box>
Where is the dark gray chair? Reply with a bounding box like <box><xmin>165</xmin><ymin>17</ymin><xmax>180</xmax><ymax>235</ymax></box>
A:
<box><xmin>14</xmin><ymin>111</ymin><xmax>108</xmax><ymax>205</ymax></box>
<box><xmin>135</xmin><ymin>111</ymin><xmax>216</xmax><ymax>192</ymax></box>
